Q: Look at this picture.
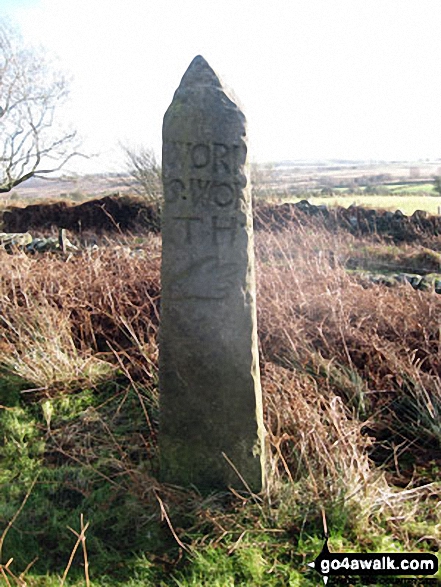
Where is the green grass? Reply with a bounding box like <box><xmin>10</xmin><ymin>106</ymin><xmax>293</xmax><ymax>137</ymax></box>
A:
<box><xmin>286</xmin><ymin>194</ymin><xmax>441</xmax><ymax>215</ymax></box>
<box><xmin>387</xmin><ymin>182</ymin><xmax>436</xmax><ymax>194</ymax></box>
<box><xmin>345</xmin><ymin>242</ymin><xmax>441</xmax><ymax>274</ymax></box>
<box><xmin>328</xmin><ymin>183</ymin><xmax>436</xmax><ymax>195</ymax></box>
<box><xmin>2</xmin><ymin>362</ymin><xmax>439</xmax><ymax>587</ymax></box>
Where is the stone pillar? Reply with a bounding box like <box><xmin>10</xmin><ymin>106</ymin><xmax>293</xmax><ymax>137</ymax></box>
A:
<box><xmin>159</xmin><ymin>55</ymin><xmax>265</xmax><ymax>492</ymax></box>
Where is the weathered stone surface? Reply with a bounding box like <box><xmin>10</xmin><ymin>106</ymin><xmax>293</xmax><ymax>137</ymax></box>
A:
<box><xmin>159</xmin><ymin>55</ymin><xmax>265</xmax><ymax>491</ymax></box>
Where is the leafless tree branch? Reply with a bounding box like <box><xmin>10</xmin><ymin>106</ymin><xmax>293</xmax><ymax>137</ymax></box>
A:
<box><xmin>119</xmin><ymin>142</ymin><xmax>162</xmax><ymax>202</ymax></box>
<box><xmin>0</xmin><ymin>19</ymin><xmax>83</xmax><ymax>193</ymax></box>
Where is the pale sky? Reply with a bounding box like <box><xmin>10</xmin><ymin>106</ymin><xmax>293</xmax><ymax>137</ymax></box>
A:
<box><xmin>3</xmin><ymin>0</ymin><xmax>441</xmax><ymax>173</ymax></box>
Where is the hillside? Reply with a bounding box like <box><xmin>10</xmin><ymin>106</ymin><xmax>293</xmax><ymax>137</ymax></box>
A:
<box><xmin>0</xmin><ymin>195</ymin><xmax>439</xmax><ymax>586</ymax></box>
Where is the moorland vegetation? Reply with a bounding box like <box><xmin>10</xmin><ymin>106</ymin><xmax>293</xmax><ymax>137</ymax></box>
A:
<box><xmin>0</xmin><ymin>195</ymin><xmax>440</xmax><ymax>586</ymax></box>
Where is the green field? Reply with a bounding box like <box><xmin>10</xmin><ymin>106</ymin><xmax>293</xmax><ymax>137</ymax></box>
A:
<box><xmin>387</xmin><ymin>182</ymin><xmax>436</xmax><ymax>194</ymax></box>
<box><xmin>287</xmin><ymin>194</ymin><xmax>441</xmax><ymax>216</ymax></box>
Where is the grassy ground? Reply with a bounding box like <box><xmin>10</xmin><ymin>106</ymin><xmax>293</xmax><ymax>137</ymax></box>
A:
<box><xmin>0</xmin><ymin>207</ymin><xmax>440</xmax><ymax>586</ymax></box>
<box><xmin>387</xmin><ymin>183</ymin><xmax>436</xmax><ymax>194</ymax></box>
<box><xmin>284</xmin><ymin>194</ymin><xmax>441</xmax><ymax>216</ymax></box>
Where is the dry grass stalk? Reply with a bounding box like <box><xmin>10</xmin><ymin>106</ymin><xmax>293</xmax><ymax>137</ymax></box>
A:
<box><xmin>256</xmin><ymin>224</ymin><xmax>441</xmax><ymax>447</ymax></box>
<box><xmin>61</xmin><ymin>514</ymin><xmax>90</xmax><ymax>587</ymax></box>
<box><xmin>0</xmin><ymin>477</ymin><xmax>39</xmax><ymax>563</ymax></box>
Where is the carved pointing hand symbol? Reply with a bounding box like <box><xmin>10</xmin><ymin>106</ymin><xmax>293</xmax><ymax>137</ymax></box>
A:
<box><xmin>169</xmin><ymin>257</ymin><xmax>239</xmax><ymax>299</ymax></box>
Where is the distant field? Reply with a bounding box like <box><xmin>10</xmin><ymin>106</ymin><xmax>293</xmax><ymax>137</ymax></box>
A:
<box><xmin>286</xmin><ymin>194</ymin><xmax>441</xmax><ymax>216</ymax></box>
<box><xmin>329</xmin><ymin>183</ymin><xmax>436</xmax><ymax>195</ymax></box>
<box><xmin>387</xmin><ymin>182</ymin><xmax>435</xmax><ymax>194</ymax></box>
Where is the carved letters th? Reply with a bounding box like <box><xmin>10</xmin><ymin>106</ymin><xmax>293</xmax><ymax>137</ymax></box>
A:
<box><xmin>212</xmin><ymin>216</ymin><xmax>237</xmax><ymax>245</ymax></box>
<box><xmin>172</xmin><ymin>215</ymin><xmax>239</xmax><ymax>245</ymax></box>
<box><xmin>172</xmin><ymin>216</ymin><xmax>202</xmax><ymax>244</ymax></box>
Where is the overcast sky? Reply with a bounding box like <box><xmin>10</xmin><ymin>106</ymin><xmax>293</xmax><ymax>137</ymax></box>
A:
<box><xmin>3</xmin><ymin>0</ymin><xmax>441</xmax><ymax>173</ymax></box>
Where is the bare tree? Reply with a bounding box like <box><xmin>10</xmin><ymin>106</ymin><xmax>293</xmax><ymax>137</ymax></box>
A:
<box><xmin>120</xmin><ymin>142</ymin><xmax>162</xmax><ymax>202</ymax></box>
<box><xmin>0</xmin><ymin>20</ymin><xmax>82</xmax><ymax>193</ymax></box>
<box><xmin>251</xmin><ymin>161</ymin><xmax>276</xmax><ymax>199</ymax></box>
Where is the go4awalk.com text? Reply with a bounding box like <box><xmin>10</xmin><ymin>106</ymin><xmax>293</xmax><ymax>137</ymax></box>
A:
<box><xmin>307</xmin><ymin>538</ymin><xmax>438</xmax><ymax>584</ymax></box>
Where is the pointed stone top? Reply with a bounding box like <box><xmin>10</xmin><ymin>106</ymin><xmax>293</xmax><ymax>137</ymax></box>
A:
<box><xmin>179</xmin><ymin>55</ymin><xmax>223</xmax><ymax>90</ymax></box>
<box><xmin>164</xmin><ymin>55</ymin><xmax>246</xmax><ymax>143</ymax></box>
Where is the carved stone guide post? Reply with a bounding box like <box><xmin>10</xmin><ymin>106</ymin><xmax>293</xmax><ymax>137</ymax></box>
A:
<box><xmin>159</xmin><ymin>55</ymin><xmax>265</xmax><ymax>491</ymax></box>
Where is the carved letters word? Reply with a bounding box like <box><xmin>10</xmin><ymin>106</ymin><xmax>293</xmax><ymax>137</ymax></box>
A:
<box><xmin>166</xmin><ymin>141</ymin><xmax>245</xmax><ymax>174</ymax></box>
<box><xmin>165</xmin><ymin>178</ymin><xmax>242</xmax><ymax>207</ymax></box>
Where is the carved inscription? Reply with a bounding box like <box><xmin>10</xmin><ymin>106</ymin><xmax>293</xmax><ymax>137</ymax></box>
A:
<box><xmin>173</xmin><ymin>216</ymin><xmax>202</xmax><ymax>243</ymax></box>
<box><xmin>212</xmin><ymin>216</ymin><xmax>237</xmax><ymax>245</ymax></box>
<box><xmin>167</xmin><ymin>179</ymin><xmax>186</xmax><ymax>201</ymax></box>
<box><xmin>163</xmin><ymin>141</ymin><xmax>247</xmax><ymax>209</ymax></box>
<box><xmin>210</xmin><ymin>183</ymin><xmax>235</xmax><ymax>207</ymax></box>
<box><xmin>171</xmin><ymin>215</ymin><xmax>239</xmax><ymax>245</ymax></box>
<box><xmin>165</xmin><ymin>178</ymin><xmax>242</xmax><ymax>207</ymax></box>
<box><xmin>165</xmin><ymin>141</ymin><xmax>246</xmax><ymax>174</ymax></box>
<box><xmin>168</xmin><ymin>256</ymin><xmax>240</xmax><ymax>299</ymax></box>
<box><xmin>160</xmin><ymin>55</ymin><xmax>265</xmax><ymax>492</ymax></box>
<box><xmin>190</xmin><ymin>179</ymin><xmax>210</xmax><ymax>205</ymax></box>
